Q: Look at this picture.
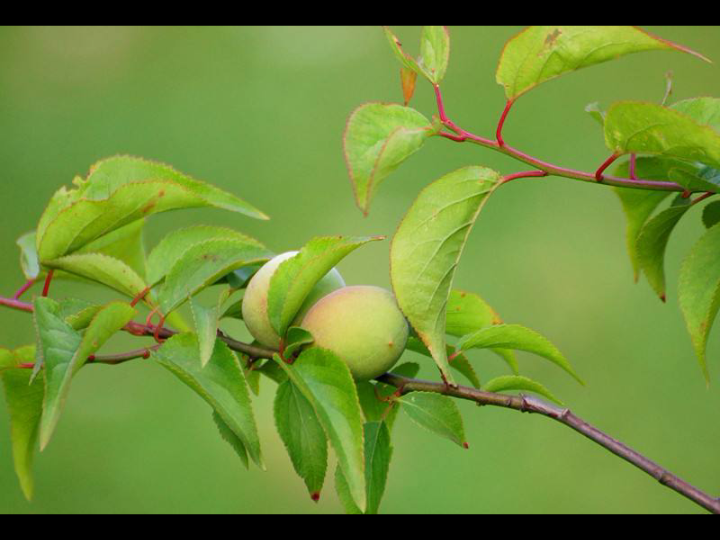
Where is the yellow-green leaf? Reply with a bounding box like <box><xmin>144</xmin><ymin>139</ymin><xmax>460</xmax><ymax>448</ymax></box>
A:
<box><xmin>1</xmin><ymin>346</ymin><xmax>43</xmax><ymax>500</ymax></box>
<box><xmin>458</xmin><ymin>324</ymin><xmax>583</xmax><ymax>385</ymax></box>
<box><xmin>497</xmin><ymin>26</ymin><xmax>707</xmax><ymax>100</ymax></box>
<box><xmin>678</xmin><ymin>222</ymin><xmax>720</xmax><ymax>381</ymax></box>
<box><xmin>390</xmin><ymin>166</ymin><xmax>501</xmax><ymax>385</ymax></box>
<box><xmin>344</xmin><ymin>103</ymin><xmax>434</xmax><ymax>215</ymax></box>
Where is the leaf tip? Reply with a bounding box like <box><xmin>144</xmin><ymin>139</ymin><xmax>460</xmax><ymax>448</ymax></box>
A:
<box><xmin>462</xmin><ymin>441</ymin><xmax>469</xmax><ymax>450</ymax></box>
<box><xmin>310</xmin><ymin>491</ymin><xmax>321</xmax><ymax>502</ymax></box>
<box><xmin>666</xmin><ymin>39</ymin><xmax>712</xmax><ymax>64</ymax></box>
<box><xmin>21</xmin><ymin>483</ymin><xmax>34</xmax><ymax>502</ymax></box>
<box><xmin>39</xmin><ymin>432</ymin><xmax>50</xmax><ymax>453</ymax></box>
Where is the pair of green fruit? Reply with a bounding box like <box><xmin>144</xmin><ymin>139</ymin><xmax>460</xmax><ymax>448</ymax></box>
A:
<box><xmin>241</xmin><ymin>251</ymin><xmax>409</xmax><ymax>381</ymax></box>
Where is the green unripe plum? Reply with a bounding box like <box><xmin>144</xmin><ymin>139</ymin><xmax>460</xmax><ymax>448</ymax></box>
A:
<box><xmin>300</xmin><ymin>285</ymin><xmax>409</xmax><ymax>381</ymax></box>
<box><xmin>241</xmin><ymin>251</ymin><xmax>345</xmax><ymax>349</ymax></box>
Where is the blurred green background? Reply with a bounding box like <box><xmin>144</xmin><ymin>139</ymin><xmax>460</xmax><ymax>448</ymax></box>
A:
<box><xmin>1</xmin><ymin>26</ymin><xmax>719</xmax><ymax>514</ymax></box>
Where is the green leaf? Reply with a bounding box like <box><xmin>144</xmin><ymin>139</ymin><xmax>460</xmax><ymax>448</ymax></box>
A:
<box><xmin>384</xmin><ymin>27</ymin><xmax>423</xmax><ymax>74</ymax></box>
<box><xmin>458</xmin><ymin>324</ymin><xmax>583</xmax><ymax>384</ymax></box>
<box><xmin>71</xmin><ymin>301</ymin><xmax>137</xmax><ymax>376</ymax></box>
<box><xmin>671</xmin><ymin>97</ymin><xmax>720</xmax><ymax>132</ymax></box>
<box><xmin>36</xmin><ymin>156</ymin><xmax>267</xmax><ymax>262</ymax></box>
<box><xmin>678</xmin><ymin>222</ymin><xmax>720</xmax><ymax>381</ymax></box>
<box><xmin>57</xmin><ymin>298</ymin><xmax>102</xmax><ymax>331</ymax></box>
<box><xmin>211</xmin><ymin>411</ymin><xmax>248</xmax><ymax>469</ymax></box>
<box><xmin>0</xmin><ymin>348</ymin><xmax>14</xmax><ymax>371</ymax></box>
<box><xmin>335</xmin><ymin>421</ymin><xmax>393</xmax><ymax>515</ymax></box>
<box><xmin>244</xmin><ymin>362</ymin><xmax>261</xmax><ymax>397</ymax></box>
<box><xmin>384</xmin><ymin>26</ymin><xmax>450</xmax><ymax>85</ymax></box>
<box><xmin>702</xmin><ymin>201</ymin><xmax>720</xmax><ymax>229</ymax></box>
<box><xmin>585</xmin><ymin>102</ymin><xmax>606</xmax><ymax>127</ymax></box>
<box><xmin>612</xmin><ymin>158</ymin><xmax>682</xmax><ymax>281</ymax></box>
<box><xmin>255</xmin><ymin>357</ymin><xmax>288</xmax><ymax>385</ymax></box>
<box><xmin>419</xmin><ymin>26</ymin><xmax>450</xmax><ymax>84</ymax></box>
<box><xmin>398</xmin><ymin>391</ymin><xmax>466</xmax><ymax>448</ymax></box>
<box><xmin>190</xmin><ymin>297</ymin><xmax>219</xmax><ymax>368</ymax></box>
<box><xmin>276</xmin><ymin>348</ymin><xmax>366</xmax><ymax>512</ymax></box>
<box><xmin>445</xmin><ymin>290</ymin><xmax>518</xmax><ymax>375</ymax></box>
<box><xmin>362</xmin><ymin>421</ymin><xmax>392</xmax><ymax>514</ymax></box>
<box><xmin>76</xmin><ymin>219</ymin><xmax>147</xmax><ymax>279</ymax></box>
<box><xmin>497</xmin><ymin>26</ymin><xmax>708</xmax><ymax>101</ymax></box>
<box><xmin>605</xmin><ymin>102</ymin><xmax>720</xmax><ymax>169</ymax></box>
<box><xmin>223</xmin><ymin>264</ymin><xmax>262</xmax><ymax>289</ymax></box>
<box><xmin>446</xmin><ymin>289</ymin><xmax>500</xmax><ymax>337</ymax></box>
<box><xmin>483</xmin><ymin>375</ymin><xmax>564</xmax><ymax>406</ymax></box>
<box><xmin>1</xmin><ymin>350</ymin><xmax>44</xmax><ymax>500</ymax></box>
<box><xmin>283</xmin><ymin>327</ymin><xmax>314</xmax><ymax>359</ymax></box>
<box><xmin>36</xmin><ymin>183</ymin><xmax>82</xmax><ymax>254</ymax></box>
<box><xmin>153</xmin><ymin>334</ymin><xmax>263</xmax><ymax>468</ymax></box>
<box><xmin>220</xmin><ymin>297</ymin><xmax>244</xmax><ymax>320</ymax></box>
<box><xmin>334</xmin><ymin>465</ymin><xmax>362</xmax><ymax>514</ymax></box>
<box><xmin>16</xmin><ymin>231</ymin><xmax>40</xmax><ymax>280</ymax></box>
<box><xmin>356</xmin><ymin>382</ymin><xmax>389</xmax><ymax>425</ymax></box>
<box><xmin>267</xmin><ymin>236</ymin><xmax>382</xmax><ymax>336</ymax></box>
<box><xmin>668</xmin><ymin>167</ymin><xmax>720</xmax><ymax>194</ymax></box>
<box><xmin>390</xmin><ymin>166</ymin><xmax>501</xmax><ymax>385</ymax></box>
<box><xmin>81</xmin><ymin>155</ymin><xmax>268</xmax><ymax>217</ymax></box>
<box><xmin>158</xmin><ymin>238</ymin><xmax>271</xmax><ymax>314</ymax></box>
<box><xmin>16</xmin><ymin>231</ymin><xmax>140</xmax><ymax>288</ymax></box>
<box><xmin>344</xmin><ymin>103</ymin><xmax>435</xmax><ymax>215</ymax></box>
<box><xmin>37</xmin><ymin>299</ymin><xmax>136</xmax><ymax>450</ymax></box>
<box><xmin>147</xmin><ymin>225</ymin><xmax>266</xmax><ymax>287</ymax></box>
<box><xmin>274</xmin><ymin>379</ymin><xmax>328</xmax><ymax>499</ymax></box>
<box><xmin>33</xmin><ymin>297</ymin><xmax>81</xmax><ymax>448</ymax></box>
<box><xmin>636</xmin><ymin>204</ymin><xmax>691</xmax><ymax>300</ymax></box>
<box><xmin>45</xmin><ymin>252</ymin><xmax>148</xmax><ymax>299</ymax></box>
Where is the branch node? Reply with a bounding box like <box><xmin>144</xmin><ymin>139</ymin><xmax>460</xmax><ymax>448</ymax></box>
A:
<box><xmin>12</xmin><ymin>278</ymin><xmax>36</xmax><ymax>300</ymax></box>
<box><xmin>629</xmin><ymin>154</ymin><xmax>638</xmax><ymax>180</ymax></box>
<box><xmin>595</xmin><ymin>153</ymin><xmax>620</xmax><ymax>182</ymax></box>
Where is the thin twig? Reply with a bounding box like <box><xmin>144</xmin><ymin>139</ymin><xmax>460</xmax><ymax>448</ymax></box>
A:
<box><xmin>15</xmin><ymin>346</ymin><xmax>161</xmax><ymax>369</ymax></box>
<box><xmin>0</xmin><ymin>296</ymin><xmax>33</xmax><ymax>313</ymax></box>
<box><xmin>496</xmin><ymin>99</ymin><xmax>514</xmax><ymax>147</ymax></box>
<box><xmin>376</xmin><ymin>372</ymin><xmax>720</xmax><ymax>514</ymax></box>
<box><xmin>12</xmin><ymin>279</ymin><xmax>36</xmax><ymax>300</ymax></box>
<box><xmin>502</xmin><ymin>170</ymin><xmax>548</xmax><ymax>185</ymax></box>
<box><xmin>691</xmin><ymin>192</ymin><xmax>715</xmax><ymax>206</ymax></box>
<box><xmin>433</xmin><ymin>85</ymin><xmax>690</xmax><ymax>193</ymax></box>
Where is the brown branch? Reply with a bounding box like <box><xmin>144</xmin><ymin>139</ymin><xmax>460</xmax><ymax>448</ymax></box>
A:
<box><xmin>376</xmin><ymin>372</ymin><xmax>720</xmax><ymax>515</ymax></box>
